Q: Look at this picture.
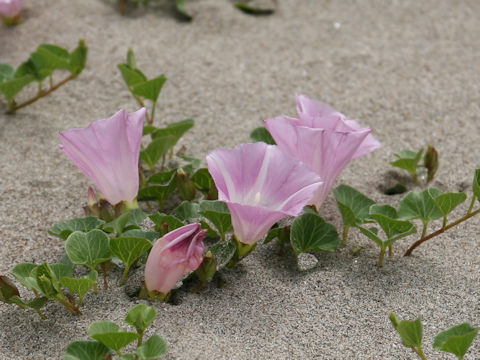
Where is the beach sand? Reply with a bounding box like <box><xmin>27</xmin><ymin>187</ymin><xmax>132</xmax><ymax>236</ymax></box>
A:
<box><xmin>1</xmin><ymin>0</ymin><xmax>479</xmax><ymax>358</ymax></box>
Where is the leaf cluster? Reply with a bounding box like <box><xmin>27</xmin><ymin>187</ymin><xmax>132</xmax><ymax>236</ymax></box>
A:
<box><xmin>390</xmin><ymin>312</ymin><xmax>478</xmax><ymax>360</ymax></box>
<box><xmin>64</xmin><ymin>304</ymin><xmax>166</xmax><ymax>359</ymax></box>
<box><xmin>0</xmin><ymin>40</ymin><xmax>87</xmax><ymax>113</ymax></box>
<box><xmin>333</xmin><ymin>169</ymin><xmax>480</xmax><ymax>265</ymax></box>
<box><xmin>390</xmin><ymin>145</ymin><xmax>439</xmax><ymax>185</ymax></box>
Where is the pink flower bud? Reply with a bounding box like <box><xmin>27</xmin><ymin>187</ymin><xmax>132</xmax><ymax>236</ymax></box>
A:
<box><xmin>0</xmin><ymin>0</ymin><xmax>22</xmax><ymax>18</ymax></box>
<box><xmin>144</xmin><ymin>223</ymin><xmax>206</xmax><ymax>294</ymax></box>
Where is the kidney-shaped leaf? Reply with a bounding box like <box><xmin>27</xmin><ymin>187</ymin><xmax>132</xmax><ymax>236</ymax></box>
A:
<box><xmin>290</xmin><ymin>213</ymin><xmax>340</xmax><ymax>255</ymax></box>
<box><xmin>433</xmin><ymin>323</ymin><xmax>478</xmax><ymax>359</ymax></box>
<box><xmin>63</xmin><ymin>340</ymin><xmax>112</xmax><ymax>360</ymax></box>
<box><xmin>65</xmin><ymin>230</ymin><xmax>112</xmax><ymax>270</ymax></box>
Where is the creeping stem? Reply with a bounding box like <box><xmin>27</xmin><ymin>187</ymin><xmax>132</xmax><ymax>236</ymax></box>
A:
<box><xmin>7</xmin><ymin>74</ymin><xmax>76</xmax><ymax>114</ymax></box>
<box><xmin>404</xmin><ymin>207</ymin><xmax>480</xmax><ymax>256</ymax></box>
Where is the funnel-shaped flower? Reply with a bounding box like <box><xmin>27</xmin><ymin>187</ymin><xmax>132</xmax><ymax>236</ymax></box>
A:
<box><xmin>207</xmin><ymin>142</ymin><xmax>323</xmax><ymax>244</ymax></box>
<box><xmin>59</xmin><ymin>108</ymin><xmax>145</xmax><ymax>206</ymax></box>
<box><xmin>145</xmin><ymin>223</ymin><xmax>206</xmax><ymax>294</ymax></box>
<box><xmin>265</xmin><ymin>95</ymin><xmax>380</xmax><ymax>208</ymax></box>
<box><xmin>0</xmin><ymin>0</ymin><xmax>22</xmax><ymax>18</ymax></box>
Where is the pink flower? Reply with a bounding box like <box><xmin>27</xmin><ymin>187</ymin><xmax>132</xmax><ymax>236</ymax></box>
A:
<box><xmin>144</xmin><ymin>223</ymin><xmax>206</xmax><ymax>294</ymax></box>
<box><xmin>264</xmin><ymin>95</ymin><xmax>380</xmax><ymax>208</ymax></box>
<box><xmin>0</xmin><ymin>0</ymin><xmax>22</xmax><ymax>18</ymax></box>
<box><xmin>59</xmin><ymin>108</ymin><xmax>145</xmax><ymax>206</ymax></box>
<box><xmin>207</xmin><ymin>142</ymin><xmax>323</xmax><ymax>244</ymax></box>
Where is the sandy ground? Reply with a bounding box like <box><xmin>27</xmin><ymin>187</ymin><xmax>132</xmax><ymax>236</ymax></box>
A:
<box><xmin>1</xmin><ymin>0</ymin><xmax>480</xmax><ymax>358</ymax></box>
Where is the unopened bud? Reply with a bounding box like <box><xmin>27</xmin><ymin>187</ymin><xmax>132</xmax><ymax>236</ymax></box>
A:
<box><xmin>424</xmin><ymin>145</ymin><xmax>439</xmax><ymax>183</ymax></box>
<box><xmin>176</xmin><ymin>170</ymin><xmax>196</xmax><ymax>201</ymax></box>
<box><xmin>0</xmin><ymin>275</ymin><xmax>20</xmax><ymax>303</ymax></box>
<box><xmin>195</xmin><ymin>251</ymin><xmax>217</xmax><ymax>283</ymax></box>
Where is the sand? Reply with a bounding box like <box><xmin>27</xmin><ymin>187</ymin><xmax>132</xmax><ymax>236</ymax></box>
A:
<box><xmin>1</xmin><ymin>0</ymin><xmax>480</xmax><ymax>358</ymax></box>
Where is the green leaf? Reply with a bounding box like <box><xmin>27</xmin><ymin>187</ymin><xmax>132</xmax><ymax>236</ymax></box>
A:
<box><xmin>136</xmin><ymin>335</ymin><xmax>167</xmax><ymax>360</ymax></box>
<box><xmin>263</xmin><ymin>227</ymin><xmax>281</xmax><ymax>245</ymax></box>
<box><xmin>290</xmin><ymin>213</ymin><xmax>340</xmax><ymax>255</ymax></box>
<box><xmin>132</xmin><ymin>75</ymin><xmax>167</xmax><ymax>103</ymax></box>
<box><xmin>140</xmin><ymin>135</ymin><xmax>177</xmax><ymax>168</ymax></box>
<box><xmin>10</xmin><ymin>295</ymin><xmax>49</xmax><ymax>311</ymax></box>
<box><xmin>175</xmin><ymin>0</ymin><xmax>193</xmax><ymax>20</ymax></box>
<box><xmin>390</xmin><ymin>149</ymin><xmax>423</xmax><ymax>176</ymax></box>
<box><xmin>171</xmin><ymin>201</ymin><xmax>200</xmax><ymax>221</ymax></box>
<box><xmin>118</xmin><ymin>64</ymin><xmax>147</xmax><ymax>90</ymax></box>
<box><xmin>30</xmin><ymin>44</ymin><xmax>71</xmax><ymax>77</ymax></box>
<box><xmin>433</xmin><ymin>323</ymin><xmax>478</xmax><ymax>359</ymax></box>
<box><xmin>397</xmin><ymin>190</ymin><xmax>443</xmax><ymax>222</ymax></box>
<box><xmin>368</xmin><ymin>206</ymin><xmax>416</xmax><ymax>244</ymax></box>
<box><xmin>121</xmin><ymin>229</ymin><xmax>159</xmax><ymax>242</ymax></box>
<box><xmin>143</xmin><ymin>125</ymin><xmax>158</xmax><ymax>136</ymax></box>
<box><xmin>60</xmin><ymin>277</ymin><xmax>95</xmax><ymax>300</ymax></box>
<box><xmin>428</xmin><ymin>188</ymin><xmax>467</xmax><ymax>217</ymax></box>
<box><xmin>358</xmin><ymin>226</ymin><xmax>384</xmax><ymax>248</ymax></box>
<box><xmin>149</xmin><ymin>213</ymin><xmax>184</xmax><ymax>235</ymax></box>
<box><xmin>200</xmin><ymin>220</ymin><xmax>219</xmax><ymax>239</ymax></box>
<box><xmin>389</xmin><ymin>313</ymin><xmax>423</xmax><ymax>349</ymax></box>
<box><xmin>69</xmin><ymin>39</ymin><xmax>88</xmax><ymax>75</ymax></box>
<box><xmin>138</xmin><ymin>170</ymin><xmax>177</xmax><ymax>204</ymax></box>
<box><xmin>209</xmin><ymin>240</ymin><xmax>236</xmax><ymax>269</ymax></box>
<box><xmin>49</xmin><ymin>217</ymin><xmax>105</xmax><ymax>240</ymax></box>
<box><xmin>65</xmin><ymin>230</ymin><xmax>112</xmax><ymax>270</ymax></box>
<box><xmin>88</xmin><ymin>321</ymin><xmax>139</xmax><ymax>352</ymax></box>
<box><xmin>0</xmin><ymin>64</ymin><xmax>14</xmax><ymax>82</ymax></box>
<box><xmin>199</xmin><ymin>201</ymin><xmax>232</xmax><ymax>239</ymax></box>
<box><xmin>333</xmin><ymin>185</ymin><xmax>376</xmax><ymax>228</ymax></box>
<box><xmin>50</xmin><ymin>263</ymin><xmax>74</xmax><ymax>280</ymax></box>
<box><xmin>63</xmin><ymin>341</ymin><xmax>112</xmax><ymax>360</ymax></box>
<box><xmin>152</xmin><ymin>119</ymin><xmax>195</xmax><ymax>149</ymax></box>
<box><xmin>125</xmin><ymin>304</ymin><xmax>157</xmax><ymax>333</ymax></box>
<box><xmin>0</xmin><ymin>75</ymin><xmax>35</xmax><ymax>100</ymax></box>
<box><xmin>0</xmin><ymin>275</ymin><xmax>20</xmax><ymax>303</ymax></box>
<box><xmin>191</xmin><ymin>168</ymin><xmax>214</xmax><ymax>193</ymax></box>
<box><xmin>179</xmin><ymin>155</ymin><xmax>201</xmax><ymax>174</ymax></box>
<box><xmin>11</xmin><ymin>263</ymin><xmax>40</xmax><ymax>292</ymax></box>
<box><xmin>110</xmin><ymin>237</ymin><xmax>152</xmax><ymax>272</ymax></box>
<box><xmin>103</xmin><ymin>212</ymin><xmax>133</xmax><ymax>236</ymax></box>
<box><xmin>34</xmin><ymin>263</ymin><xmax>62</xmax><ymax>298</ymax></box>
<box><xmin>250</xmin><ymin>127</ymin><xmax>276</xmax><ymax>144</ymax></box>
<box><xmin>235</xmin><ymin>1</ymin><xmax>275</xmax><ymax>15</ymax></box>
<box><xmin>473</xmin><ymin>169</ymin><xmax>480</xmax><ymax>200</ymax></box>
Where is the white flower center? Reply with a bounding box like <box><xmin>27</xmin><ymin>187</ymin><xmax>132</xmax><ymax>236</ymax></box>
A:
<box><xmin>254</xmin><ymin>191</ymin><xmax>261</xmax><ymax>205</ymax></box>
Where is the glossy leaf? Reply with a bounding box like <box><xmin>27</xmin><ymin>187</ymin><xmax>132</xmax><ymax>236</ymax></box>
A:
<box><xmin>249</xmin><ymin>126</ymin><xmax>276</xmax><ymax>145</ymax></box>
<box><xmin>69</xmin><ymin>39</ymin><xmax>88</xmax><ymax>75</ymax></box>
<box><xmin>368</xmin><ymin>206</ymin><xmax>416</xmax><ymax>244</ymax></box>
<box><xmin>63</xmin><ymin>341</ymin><xmax>112</xmax><ymax>360</ymax></box>
<box><xmin>389</xmin><ymin>313</ymin><xmax>423</xmax><ymax>349</ymax></box>
<box><xmin>397</xmin><ymin>189</ymin><xmax>443</xmax><ymax>222</ymax></box>
<box><xmin>60</xmin><ymin>277</ymin><xmax>95</xmax><ymax>300</ymax></box>
<box><xmin>199</xmin><ymin>201</ymin><xmax>232</xmax><ymax>238</ymax></box>
<box><xmin>88</xmin><ymin>321</ymin><xmax>139</xmax><ymax>352</ymax></box>
<box><xmin>65</xmin><ymin>230</ymin><xmax>112</xmax><ymax>270</ymax></box>
<box><xmin>209</xmin><ymin>240</ymin><xmax>236</xmax><ymax>270</ymax></box>
<box><xmin>334</xmin><ymin>185</ymin><xmax>376</xmax><ymax>227</ymax></box>
<box><xmin>132</xmin><ymin>75</ymin><xmax>166</xmax><ymax>103</ymax></box>
<box><xmin>118</xmin><ymin>64</ymin><xmax>147</xmax><ymax>90</ymax></box>
<box><xmin>140</xmin><ymin>135</ymin><xmax>177</xmax><ymax>168</ymax></box>
<box><xmin>138</xmin><ymin>170</ymin><xmax>177</xmax><ymax>203</ymax></box>
<box><xmin>290</xmin><ymin>213</ymin><xmax>340</xmax><ymax>255</ymax></box>
<box><xmin>149</xmin><ymin>213</ymin><xmax>184</xmax><ymax>236</ymax></box>
<box><xmin>11</xmin><ymin>263</ymin><xmax>40</xmax><ymax>292</ymax></box>
<box><xmin>171</xmin><ymin>201</ymin><xmax>200</xmax><ymax>221</ymax></box>
<box><xmin>191</xmin><ymin>168</ymin><xmax>214</xmax><ymax>193</ymax></box>
<box><xmin>121</xmin><ymin>229</ymin><xmax>159</xmax><ymax>242</ymax></box>
<box><xmin>473</xmin><ymin>169</ymin><xmax>480</xmax><ymax>200</ymax></box>
<box><xmin>152</xmin><ymin>119</ymin><xmax>194</xmax><ymax>147</ymax></box>
<box><xmin>136</xmin><ymin>335</ymin><xmax>167</xmax><ymax>360</ymax></box>
<box><xmin>428</xmin><ymin>188</ymin><xmax>467</xmax><ymax>217</ymax></box>
<box><xmin>110</xmin><ymin>237</ymin><xmax>152</xmax><ymax>273</ymax></box>
<box><xmin>433</xmin><ymin>323</ymin><xmax>478</xmax><ymax>359</ymax></box>
<box><xmin>390</xmin><ymin>149</ymin><xmax>423</xmax><ymax>176</ymax></box>
<box><xmin>49</xmin><ymin>217</ymin><xmax>105</xmax><ymax>240</ymax></box>
<box><xmin>125</xmin><ymin>304</ymin><xmax>157</xmax><ymax>333</ymax></box>
<box><xmin>0</xmin><ymin>75</ymin><xmax>35</xmax><ymax>100</ymax></box>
